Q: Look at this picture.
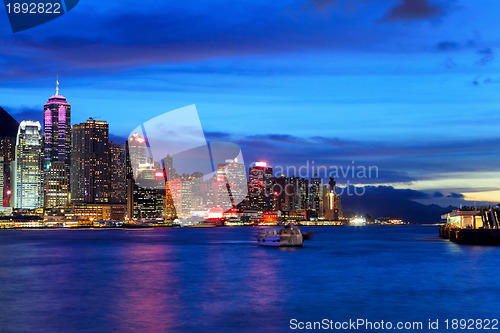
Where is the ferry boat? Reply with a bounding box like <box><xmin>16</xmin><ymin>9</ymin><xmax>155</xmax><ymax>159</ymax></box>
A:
<box><xmin>256</xmin><ymin>223</ymin><xmax>303</xmax><ymax>247</ymax></box>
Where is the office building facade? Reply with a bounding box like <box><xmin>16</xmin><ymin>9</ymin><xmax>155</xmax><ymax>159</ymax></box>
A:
<box><xmin>43</xmin><ymin>81</ymin><xmax>71</xmax><ymax>208</ymax></box>
<box><xmin>12</xmin><ymin>121</ymin><xmax>43</xmax><ymax>209</ymax></box>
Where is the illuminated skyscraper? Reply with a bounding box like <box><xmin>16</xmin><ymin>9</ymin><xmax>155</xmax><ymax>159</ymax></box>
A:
<box><xmin>163</xmin><ymin>154</ymin><xmax>175</xmax><ymax>181</ymax></box>
<box><xmin>109</xmin><ymin>142</ymin><xmax>126</xmax><ymax>204</ymax></box>
<box><xmin>0</xmin><ymin>156</ymin><xmax>3</xmax><ymax>206</ymax></box>
<box><xmin>217</xmin><ymin>159</ymin><xmax>247</xmax><ymax>211</ymax></box>
<box><xmin>323</xmin><ymin>176</ymin><xmax>342</xmax><ymax>220</ymax></box>
<box><xmin>309</xmin><ymin>174</ymin><xmax>322</xmax><ymax>211</ymax></box>
<box><xmin>43</xmin><ymin>79</ymin><xmax>71</xmax><ymax>208</ymax></box>
<box><xmin>70</xmin><ymin>119</ymin><xmax>110</xmax><ymax>204</ymax></box>
<box><xmin>0</xmin><ymin>138</ymin><xmax>15</xmax><ymax>207</ymax></box>
<box><xmin>11</xmin><ymin>121</ymin><xmax>43</xmax><ymax>209</ymax></box>
<box><xmin>248</xmin><ymin>162</ymin><xmax>273</xmax><ymax>211</ymax></box>
<box><xmin>0</xmin><ymin>107</ymin><xmax>18</xmax><ymax>207</ymax></box>
<box><xmin>130</xmin><ymin>162</ymin><xmax>165</xmax><ymax>219</ymax></box>
<box><xmin>297</xmin><ymin>177</ymin><xmax>309</xmax><ymax>210</ymax></box>
<box><xmin>163</xmin><ymin>154</ymin><xmax>177</xmax><ymax>218</ymax></box>
<box><xmin>126</xmin><ymin>134</ymin><xmax>164</xmax><ymax>219</ymax></box>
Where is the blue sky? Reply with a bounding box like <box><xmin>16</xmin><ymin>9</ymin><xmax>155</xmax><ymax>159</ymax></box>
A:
<box><xmin>1</xmin><ymin>0</ymin><xmax>500</xmax><ymax>206</ymax></box>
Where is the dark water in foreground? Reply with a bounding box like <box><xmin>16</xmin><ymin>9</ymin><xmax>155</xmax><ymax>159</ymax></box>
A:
<box><xmin>0</xmin><ymin>226</ymin><xmax>499</xmax><ymax>332</ymax></box>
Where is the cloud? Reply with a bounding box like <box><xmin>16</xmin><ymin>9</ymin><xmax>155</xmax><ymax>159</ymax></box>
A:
<box><xmin>433</xmin><ymin>191</ymin><xmax>444</xmax><ymax>197</ymax></box>
<box><xmin>436</xmin><ymin>41</ymin><xmax>460</xmax><ymax>52</ymax></box>
<box><xmin>310</xmin><ymin>0</ymin><xmax>337</xmax><ymax>11</ymax></box>
<box><xmin>10</xmin><ymin>107</ymin><xmax>43</xmax><ymax>125</ymax></box>
<box><xmin>447</xmin><ymin>192</ymin><xmax>464</xmax><ymax>198</ymax></box>
<box><xmin>204</xmin><ymin>131</ymin><xmax>500</xmax><ymax>186</ymax></box>
<box><xmin>0</xmin><ymin>0</ymin><xmax>463</xmax><ymax>82</ymax></box>
<box><xmin>362</xmin><ymin>185</ymin><xmax>431</xmax><ymax>199</ymax></box>
<box><xmin>471</xmin><ymin>75</ymin><xmax>500</xmax><ymax>86</ymax></box>
<box><xmin>477</xmin><ymin>47</ymin><xmax>495</xmax><ymax>65</ymax></box>
<box><xmin>380</xmin><ymin>0</ymin><xmax>444</xmax><ymax>22</ymax></box>
<box><xmin>109</xmin><ymin>133</ymin><xmax>128</xmax><ymax>144</ymax></box>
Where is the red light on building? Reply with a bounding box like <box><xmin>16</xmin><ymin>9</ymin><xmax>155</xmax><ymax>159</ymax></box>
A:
<box><xmin>208</xmin><ymin>207</ymin><xmax>224</xmax><ymax>219</ymax></box>
<box><xmin>155</xmin><ymin>171</ymin><xmax>164</xmax><ymax>178</ymax></box>
<box><xmin>274</xmin><ymin>191</ymin><xmax>278</xmax><ymax>196</ymax></box>
<box><xmin>6</xmin><ymin>190</ymin><xmax>11</xmax><ymax>195</ymax></box>
<box><xmin>255</xmin><ymin>162</ymin><xmax>267</xmax><ymax>167</ymax></box>
<box><xmin>136</xmin><ymin>137</ymin><xmax>146</xmax><ymax>144</ymax></box>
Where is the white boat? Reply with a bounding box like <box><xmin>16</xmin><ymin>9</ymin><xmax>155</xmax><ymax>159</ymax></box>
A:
<box><xmin>257</xmin><ymin>223</ymin><xmax>303</xmax><ymax>247</ymax></box>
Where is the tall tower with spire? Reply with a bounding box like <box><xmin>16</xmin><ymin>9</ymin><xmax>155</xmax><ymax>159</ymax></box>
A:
<box><xmin>43</xmin><ymin>77</ymin><xmax>71</xmax><ymax>209</ymax></box>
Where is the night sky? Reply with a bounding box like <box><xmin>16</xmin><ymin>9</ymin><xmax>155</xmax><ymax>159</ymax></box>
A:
<box><xmin>1</xmin><ymin>0</ymin><xmax>500</xmax><ymax>208</ymax></box>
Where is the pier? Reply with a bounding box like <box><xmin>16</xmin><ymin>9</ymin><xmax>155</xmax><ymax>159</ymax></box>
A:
<box><xmin>440</xmin><ymin>208</ymin><xmax>500</xmax><ymax>245</ymax></box>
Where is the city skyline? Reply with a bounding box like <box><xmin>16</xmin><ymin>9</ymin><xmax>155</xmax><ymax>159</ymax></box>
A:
<box><xmin>0</xmin><ymin>87</ymin><xmax>350</xmax><ymax>224</ymax></box>
<box><xmin>2</xmin><ymin>79</ymin><xmax>497</xmax><ymax>211</ymax></box>
<box><xmin>1</xmin><ymin>0</ymin><xmax>500</xmax><ymax>208</ymax></box>
<box><xmin>2</xmin><ymin>4</ymin><xmax>498</xmax><ymax>333</ymax></box>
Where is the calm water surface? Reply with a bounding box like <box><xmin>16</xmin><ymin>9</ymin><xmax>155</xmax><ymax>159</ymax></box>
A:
<box><xmin>0</xmin><ymin>226</ymin><xmax>498</xmax><ymax>332</ymax></box>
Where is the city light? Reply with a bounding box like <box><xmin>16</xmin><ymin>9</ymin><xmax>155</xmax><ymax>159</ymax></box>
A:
<box><xmin>207</xmin><ymin>207</ymin><xmax>224</xmax><ymax>219</ymax></box>
<box><xmin>255</xmin><ymin>162</ymin><xmax>267</xmax><ymax>167</ymax></box>
<box><xmin>351</xmin><ymin>217</ymin><xmax>367</xmax><ymax>225</ymax></box>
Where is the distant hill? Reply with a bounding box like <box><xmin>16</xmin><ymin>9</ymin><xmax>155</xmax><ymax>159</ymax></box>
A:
<box><xmin>341</xmin><ymin>192</ymin><xmax>456</xmax><ymax>224</ymax></box>
<box><xmin>0</xmin><ymin>106</ymin><xmax>19</xmax><ymax>138</ymax></box>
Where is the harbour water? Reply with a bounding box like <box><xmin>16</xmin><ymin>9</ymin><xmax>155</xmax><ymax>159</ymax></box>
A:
<box><xmin>0</xmin><ymin>226</ymin><xmax>499</xmax><ymax>332</ymax></box>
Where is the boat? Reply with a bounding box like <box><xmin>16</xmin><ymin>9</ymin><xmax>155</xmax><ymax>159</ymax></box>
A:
<box><xmin>256</xmin><ymin>223</ymin><xmax>303</xmax><ymax>247</ymax></box>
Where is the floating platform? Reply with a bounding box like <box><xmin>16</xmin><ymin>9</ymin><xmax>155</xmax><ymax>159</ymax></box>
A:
<box><xmin>439</xmin><ymin>225</ymin><xmax>500</xmax><ymax>245</ymax></box>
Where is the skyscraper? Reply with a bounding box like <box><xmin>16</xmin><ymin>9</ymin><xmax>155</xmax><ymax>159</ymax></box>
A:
<box><xmin>0</xmin><ymin>139</ymin><xmax>15</xmax><ymax>207</ymax></box>
<box><xmin>217</xmin><ymin>159</ymin><xmax>247</xmax><ymax>211</ymax></box>
<box><xmin>323</xmin><ymin>176</ymin><xmax>342</xmax><ymax>220</ymax></box>
<box><xmin>109</xmin><ymin>142</ymin><xmax>126</xmax><ymax>204</ymax></box>
<box><xmin>0</xmin><ymin>107</ymin><xmax>19</xmax><ymax>207</ymax></box>
<box><xmin>162</xmin><ymin>154</ymin><xmax>177</xmax><ymax>218</ymax></box>
<box><xmin>297</xmin><ymin>177</ymin><xmax>309</xmax><ymax>211</ymax></box>
<box><xmin>43</xmin><ymin>79</ymin><xmax>71</xmax><ymax>209</ymax></box>
<box><xmin>126</xmin><ymin>134</ymin><xmax>165</xmax><ymax>219</ymax></box>
<box><xmin>11</xmin><ymin>121</ymin><xmax>43</xmax><ymax>209</ymax></box>
<box><xmin>248</xmin><ymin>162</ymin><xmax>273</xmax><ymax>211</ymax></box>
<box><xmin>70</xmin><ymin>118</ymin><xmax>110</xmax><ymax>204</ymax></box>
<box><xmin>0</xmin><ymin>156</ymin><xmax>3</xmax><ymax>206</ymax></box>
<box><xmin>309</xmin><ymin>174</ymin><xmax>322</xmax><ymax>211</ymax></box>
<box><xmin>130</xmin><ymin>162</ymin><xmax>165</xmax><ymax>219</ymax></box>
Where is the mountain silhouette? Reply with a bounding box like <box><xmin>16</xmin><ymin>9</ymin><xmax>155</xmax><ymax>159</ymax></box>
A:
<box><xmin>0</xmin><ymin>107</ymin><xmax>20</xmax><ymax>138</ymax></box>
<box><xmin>341</xmin><ymin>190</ymin><xmax>456</xmax><ymax>224</ymax></box>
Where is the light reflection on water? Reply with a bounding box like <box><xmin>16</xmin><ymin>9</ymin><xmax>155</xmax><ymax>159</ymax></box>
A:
<box><xmin>0</xmin><ymin>226</ymin><xmax>500</xmax><ymax>332</ymax></box>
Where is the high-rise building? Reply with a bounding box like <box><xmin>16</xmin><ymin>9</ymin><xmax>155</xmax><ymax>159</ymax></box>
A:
<box><xmin>0</xmin><ymin>156</ymin><xmax>3</xmax><ymax>206</ymax></box>
<box><xmin>248</xmin><ymin>162</ymin><xmax>273</xmax><ymax>211</ymax></box>
<box><xmin>70</xmin><ymin>119</ymin><xmax>110</xmax><ymax>204</ymax></box>
<box><xmin>166</xmin><ymin>178</ymin><xmax>182</xmax><ymax>218</ymax></box>
<box><xmin>217</xmin><ymin>159</ymin><xmax>247</xmax><ymax>211</ymax></box>
<box><xmin>163</xmin><ymin>154</ymin><xmax>175</xmax><ymax>181</ymax></box>
<box><xmin>43</xmin><ymin>79</ymin><xmax>71</xmax><ymax>208</ymax></box>
<box><xmin>109</xmin><ymin>142</ymin><xmax>126</xmax><ymax>204</ymax></box>
<box><xmin>309</xmin><ymin>174</ymin><xmax>322</xmax><ymax>211</ymax></box>
<box><xmin>0</xmin><ymin>138</ymin><xmax>15</xmax><ymax>207</ymax></box>
<box><xmin>180</xmin><ymin>172</ymin><xmax>203</xmax><ymax>215</ymax></box>
<box><xmin>163</xmin><ymin>154</ymin><xmax>177</xmax><ymax>218</ymax></box>
<box><xmin>126</xmin><ymin>135</ymin><xmax>164</xmax><ymax>219</ymax></box>
<box><xmin>0</xmin><ymin>107</ymin><xmax>19</xmax><ymax>207</ymax></box>
<box><xmin>131</xmin><ymin>162</ymin><xmax>165</xmax><ymax>219</ymax></box>
<box><xmin>323</xmin><ymin>176</ymin><xmax>342</xmax><ymax>220</ymax></box>
<box><xmin>45</xmin><ymin>161</ymin><xmax>69</xmax><ymax>208</ymax></box>
<box><xmin>11</xmin><ymin>121</ymin><xmax>43</xmax><ymax>209</ymax></box>
<box><xmin>272</xmin><ymin>175</ymin><xmax>290</xmax><ymax>212</ymax></box>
